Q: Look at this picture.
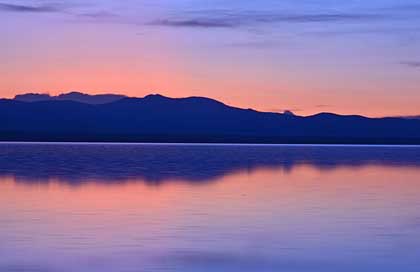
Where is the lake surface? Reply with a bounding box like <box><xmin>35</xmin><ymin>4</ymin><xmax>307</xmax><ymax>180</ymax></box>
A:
<box><xmin>1</xmin><ymin>143</ymin><xmax>420</xmax><ymax>272</ymax></box>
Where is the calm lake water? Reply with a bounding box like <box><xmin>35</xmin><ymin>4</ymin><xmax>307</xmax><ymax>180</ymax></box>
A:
<box><xmin>1</xmin><ymin>143</ymin><xmax>420</xmax><ymax>272</ymax></box>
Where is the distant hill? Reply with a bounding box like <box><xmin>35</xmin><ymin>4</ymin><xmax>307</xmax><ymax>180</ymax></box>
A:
<box><xmin>14</xmin><ymin>92</ymin><xmax>126</xmax><ymax>104</ymax></box>
<box><xmin>2</xmin><ymin>93</ymin><xmax>420</xmax><ymax>144</ymax></box>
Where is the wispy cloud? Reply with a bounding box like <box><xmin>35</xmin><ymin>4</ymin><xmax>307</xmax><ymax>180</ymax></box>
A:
<box><xmin>77</xmin><ymin>11</ymin><xmax>119</xmax><ymax>19</ymax></box>
<box><xmin>0</xmin><ymin>2</ymin><xmax>61</xmax><ymax>13</ymax></box>
<box><xmin>401</xmin><ymin>61</ymin><xmax>420</xmax><ymax>68</ymax></box>
<box><xmin>228</xmin><ymin>40</ymin><xmax>283</xmax><ymax>49</ymax></box>
<box><xmin>151</xmin><ymin>11</ymin><xmax>384</xmax><ymax>29</ymax></box>
<box><xmin>315</xmin><ymin>104</ymin><xmax>332</xmax><ymax>108</ymax></box>
<box><xmin>0</xmin><ymin>1</ymin><xmax>121</xmax><ymax>24</ymax></box>
<box><xmin>152</xmin><ymin>19</ymin><xmax>234</xmax><ymax>28</ymax></box>
<box><xmin>304</xmin><ymin>26</ymin><xmax>420</xmax><ymax>38</ymax></box>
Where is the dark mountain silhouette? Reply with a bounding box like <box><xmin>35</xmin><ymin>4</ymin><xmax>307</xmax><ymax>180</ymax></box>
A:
<box><xmin>2</xmin><ymin>93</ymin><xmax>420</xmax><ymax>144</ymax></box>
<box><xmin>14</xmin><ymin>91</ymin><xmax>126</xmax><ymax>104</ymax></box>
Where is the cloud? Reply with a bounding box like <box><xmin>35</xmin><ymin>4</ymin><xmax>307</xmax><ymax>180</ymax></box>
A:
<box><xmin>0</xmin><ymin>2</ymin><xmax>118</xmax><ymax>20</ymax></box>
<box><xmin>77</xmin><ymin>11</ymin><xmax>119</xmax><ymax>19</ymax></box>
<box><xmin>0</xmin><ymin>2</ymin><xmax>61</xmax><ymax>13</ymax></box>
<box><xmin>0</xmin><ymin>2</ymin><xmax>120</xmax><ymax>24</ymax></box>
<box><xmin>152</xmin><ymin>19</ymin><xmax>235</xmax><ymax>28</ymax></box>
<box><xmin>401</xmin><ymin>61</ymin><xmax>420</xmax><ymax>68</ymax></box>
<box><xmin>257</xmin><ymin>13</ymin><xmax>382</xmax><ymax>24</ymax></box>
<box><xmin>151</xmin><ymin>11</ymin><xmax>384</xmax><ymax>29</ymax></box>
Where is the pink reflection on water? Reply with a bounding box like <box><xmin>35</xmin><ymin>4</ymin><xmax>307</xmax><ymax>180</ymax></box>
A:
<box><xmin>1</xmin><ymin>163</ymin><xmax>420</xmax><ymax>271</ymax></box>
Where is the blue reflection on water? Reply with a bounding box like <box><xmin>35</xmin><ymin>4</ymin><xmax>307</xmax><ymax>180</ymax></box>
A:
<box><xmin>0</xmin><ymin>143</ymin><xmax>419</xmax><ymax>272</ymax></box>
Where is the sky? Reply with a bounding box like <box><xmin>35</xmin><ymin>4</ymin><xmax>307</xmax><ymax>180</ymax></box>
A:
<box><xmin>1</xmin><ymin>0</ymin><xmax>420</xmax><ymax>116</ymax></box>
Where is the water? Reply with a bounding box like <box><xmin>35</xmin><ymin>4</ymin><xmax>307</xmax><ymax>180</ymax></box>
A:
<box><xmin>1</xmin><ymin>143</ymin><xmax>420</xmax><ymax>272</ymax></box>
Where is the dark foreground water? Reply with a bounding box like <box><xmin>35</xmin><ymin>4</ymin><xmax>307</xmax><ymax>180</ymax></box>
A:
<box><xmin>1</xmin><ymin>143</ymin><xmax>420</xmax><ymax>272</ymax></box>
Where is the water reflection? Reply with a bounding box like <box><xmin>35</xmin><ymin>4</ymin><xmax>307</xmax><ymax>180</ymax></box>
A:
<box><xmin>0</xmin><ymin>143</ymin><xmax>419</xmax><ymax>184</ymax></box>
<box><xmin>0</xmin><ymin>144</ymin><xmax>420</xmax><ymax>272</ymax></box>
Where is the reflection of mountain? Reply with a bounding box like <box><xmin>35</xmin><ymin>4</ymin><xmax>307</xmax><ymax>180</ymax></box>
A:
<box><xmin>1</xmin><ymin>144</ymin><xmax>419</xmax><ymax>185</ymax></box>
<box><xmin>2</xmin><ymin>93</ymin><xmax>420</xmax><ymax>144</ymax></box>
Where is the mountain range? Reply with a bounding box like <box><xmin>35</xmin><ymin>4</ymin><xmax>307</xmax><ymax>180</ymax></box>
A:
<box><xmin>2</xmin><ymin>92</ymin><xmax>420</xmax><ymax>144</ymax></box>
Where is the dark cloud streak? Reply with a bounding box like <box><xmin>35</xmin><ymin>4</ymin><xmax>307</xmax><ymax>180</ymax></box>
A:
<box><xmin>0</xmin><ymin>2</ymin><xmax>119</xmax><ymax>22</ymax></box>
<box><xmin>401</xmin><ymin>61</ymin><xmax>420</xmax><ymax>68</ymax></box>
<box><xmin>77</xmin><ymin>11</ymin><xmax>119</xmax><ymax>19</ymax></box>
<box><xmin>151</xmin><ymin>12</ymin><xmax>384</xmax><ymax>29</ymax></box>
<box><xmin>152</xmin><ymin>19</ymin><xmax>235</xmax><ymax>28</ymax></box>
<box><xmin>0</xmin><ymin>2</ymin><xmax>61</xmax><ymax>13</ymax></box>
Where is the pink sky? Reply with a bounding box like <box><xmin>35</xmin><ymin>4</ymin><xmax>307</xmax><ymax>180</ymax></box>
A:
<box><xmin>1</xmin><ymin>0</ymin><xmax>420</xmax><ymax>117</ymax></box>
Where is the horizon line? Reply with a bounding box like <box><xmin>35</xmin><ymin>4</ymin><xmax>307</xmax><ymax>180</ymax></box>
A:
<box><xmin>6</xmin><ymin>90</ymin><xmax>420</xmax><ymax>119</ymax></box>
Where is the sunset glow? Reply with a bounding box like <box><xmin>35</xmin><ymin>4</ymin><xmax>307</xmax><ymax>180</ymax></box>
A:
<box><xmin>1</xmin><ymin>0</ymin><xmax>420</xmax><ymax>116</ymax></box>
